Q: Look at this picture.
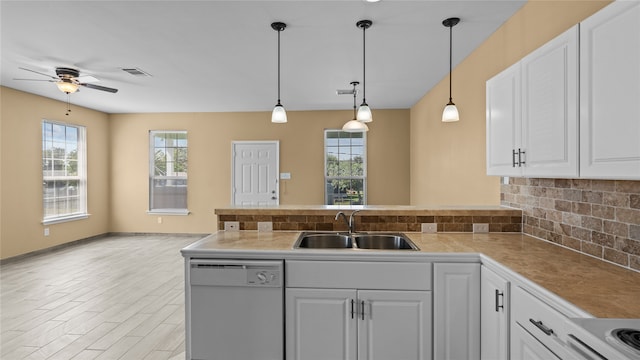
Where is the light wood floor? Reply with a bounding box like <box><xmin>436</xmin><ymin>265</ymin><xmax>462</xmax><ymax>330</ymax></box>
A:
<box><xmin>1</xmin><ymin>234</ymin><xmax>203</xmax><ymax>359</ymax></box>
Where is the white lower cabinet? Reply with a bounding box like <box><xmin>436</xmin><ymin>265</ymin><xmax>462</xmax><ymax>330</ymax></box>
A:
<box><xmin>286</xmin><ymin>288</ymin><xmax>432</xmax><ymax>360</ymax></box>
<box><xmin>481</xmin><ymin>266</ymin><xmax>510</xmax><ymax>360</ymax></box>
<box><xmin>433</xmin><ymin>263</ymin><xmax>481</xmax><ymax>360</ymax></box>
<box><xmin>511</xmin><ymin>323</ymin><xmax>560</xmax><ymax>360</ymax></box>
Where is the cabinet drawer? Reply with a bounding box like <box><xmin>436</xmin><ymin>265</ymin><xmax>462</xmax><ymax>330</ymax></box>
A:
<box><xmin>512</xmin><ymin>286</ymin><xmax>570</xmax><ymax>355</ymax></box>
<box><xmin>286</xmin><ymin>260</ymin><xmax>431</xmax><ymax>290</ymax></box>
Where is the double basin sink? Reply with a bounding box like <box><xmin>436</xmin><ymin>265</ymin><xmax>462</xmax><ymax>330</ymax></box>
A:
<box><xmin>294</xmin><ymin>232</ymin><xmax>419</xmax><ymax>251</ymax></box>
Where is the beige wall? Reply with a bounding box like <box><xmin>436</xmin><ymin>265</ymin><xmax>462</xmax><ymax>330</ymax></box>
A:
<box><xmin>0</xmin><ymin>87</ymin><xmax>110</xmax><ymax>259</ymax></box>
<box><xmin>109</xmin><ymin>109</ymin><xmax>410</xmax><ymax>234</ymax></box>
<box><xmin>409</xmin><ymin>0</ymin><xmax>610</xmax><ymax>206</ymax></box>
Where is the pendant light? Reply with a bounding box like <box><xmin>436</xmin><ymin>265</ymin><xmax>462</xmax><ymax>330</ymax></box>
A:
<box><xmin>343</xmin><ymin>81</ymin><xmax>369</xmax><ymax>132</ymax></box>
<box><xmin>442</xmin><ymin>17</ymin><xmax>460</xmax><ymax>123</ymax></box>
<box><xmin>356</xmin><ymin>20</ymin><xmax>373</xmax><ymax>123</ymax></box>
<box><xmin>271</xmin><ymin>22</ymin><xmax>287</xmax><ymax>123</ymax></box>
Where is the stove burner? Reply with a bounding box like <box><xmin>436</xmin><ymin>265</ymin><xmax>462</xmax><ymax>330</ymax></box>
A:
<box><xmin>610</xmin><ymin>328</ymin><xmax>640</xmax><ymax>353</ymax></box>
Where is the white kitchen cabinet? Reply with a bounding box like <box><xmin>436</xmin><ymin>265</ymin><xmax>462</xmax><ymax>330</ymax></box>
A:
<box><xmin>486</xmin><ymin>61</ymin><xmax>522</xmax><ymax>177</ymax></box>
<box><xmin>286</xmin><ymin>288</ymin><xmax>432</xmax><ymax>360</ymax></box>
<box><xmin>481</xmin><ymin>266</ymin><xmax>510</xmax><ymax>360</ymax></box>
<box><xmin>486</xmin><ymin>25</ymin><xmax>579</xmax><ymax>178</ymax></box>
<box><xmin>433</xmin><ymin>263</ymin><xmax>481</xmax><ymax>360</ymax></box>
<box><xmin>286</xmin><ymin>288</ymin><xmax>357</xmax><ymax>360</ymax></box>
<box><xmin>579</xmin><ymin>0</ymin><xmax>640</xmax><ymax>180</ymax></box>
<box><xmin>511</xmin><ymin>323</ymin><xmax>560</xmax><ymax>360</ymax></box>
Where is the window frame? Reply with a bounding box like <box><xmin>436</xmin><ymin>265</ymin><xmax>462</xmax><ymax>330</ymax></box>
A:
<box><xmin>41</xmin><ymin>120</ymin><xmax>88</xmax><ymax>225</ymax></box>
<box><xmin>323</xmin><ymin>129</ymin><xmax>367</xmax><ymax>205</ymax></box>
<box><xmin>148</xmin><ymin>130</ymin><xmax>189</xmax><ymax>215</ymax></box>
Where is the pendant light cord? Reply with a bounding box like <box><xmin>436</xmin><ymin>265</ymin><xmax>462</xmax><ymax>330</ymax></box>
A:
<box><xmin>277</xmin><ymin>27</ymin><xmax>282</xmax><ymax>105</ymax></box>
<box><xmin>448</xmin><ymin>23</ymin><xmax>453</xmax><ymax>103</ymax></box>
<box><xmin>362</xmin><ymin>24</ymin><xmax>366</xmax><ymax>104</ymax></box>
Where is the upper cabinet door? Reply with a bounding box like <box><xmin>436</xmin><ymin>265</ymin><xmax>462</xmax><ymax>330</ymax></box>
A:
<box><xmin>521</xmin><ymin>25</ymin><xmax>579</xmax><ymax>178</ymax></box>
<box><xmin>487</xmin><ymin>61</ymin><xmax>522</xmax><ymax>177</ymax></box>
<box><xmin>580</xmin><ymin>1</ymin><xmax>640</xmax><ymax>179</ymax></box>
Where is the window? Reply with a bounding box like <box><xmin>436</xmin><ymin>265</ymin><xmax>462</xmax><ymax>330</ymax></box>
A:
<box><xmin>324</xmin><ymin>130</ymin><xmax>366</xmax><ymax>205</ymax></box>
<box><xmin>42</xmin><ymin>120</ymin><xmax>87</xmax><ymax>224</ymax></box>
<box><xmin>149</xmin><ymin>131</ymin><xmax>188</xmax><ymax>213</ymax></box>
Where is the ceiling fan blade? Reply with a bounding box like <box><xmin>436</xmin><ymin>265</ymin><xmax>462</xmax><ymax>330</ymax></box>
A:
<box><xmin>13</xmin><ymin>78</ymin><xmax>57</xmax><ymax>82</ymax></box>
<box><xmin>79</xmin><ymin>83</ymin><xmax>118</xmax><ymax>93</ymax></box>
<box><xmin>19</xmin><ymin>67</ymin><xmax>58</xmax><ymax>80</ymax></box>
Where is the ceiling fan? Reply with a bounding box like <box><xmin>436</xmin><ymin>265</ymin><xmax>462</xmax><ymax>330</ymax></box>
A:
<box><xmin>14</xmin><ymin>67</ymin><xmax>118</xmax><ymax>94</ymax></box>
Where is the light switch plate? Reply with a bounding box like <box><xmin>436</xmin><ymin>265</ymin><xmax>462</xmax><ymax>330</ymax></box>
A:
<box><xmin>224</xmin><ymin>221</ymin><xmax>239</xmax><ymax>231</ymax></box>
<box><xmin>258</xmin><ymin>222</ymin><xmax>273</xmax><ymax>232</ymax></box>
<box><xmin>280</xmin><ymin>172</ymin><xmax>291</xmax><ymax>180</ymax></box>
<box><xmin>473</xmin><ymin>223</ymin><xmax>489</xmax><ymax>233</ymax></box>
<box><xmin>421</xmin><ymin>223</ymin><xmax>437</xmax><ymax>233</ymax></box>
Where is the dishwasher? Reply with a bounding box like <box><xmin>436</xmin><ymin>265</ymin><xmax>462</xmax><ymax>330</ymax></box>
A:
<box><xmin>188</xmin><ymin>259</ymin><xmax>283</xmax><ymax>360</ymax></box>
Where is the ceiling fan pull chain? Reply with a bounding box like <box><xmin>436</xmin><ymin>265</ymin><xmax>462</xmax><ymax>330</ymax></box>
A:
<box><xmin>66</xmin><ymin>93</ymin><xmax>71</xmax><ymax>116</ymax></box>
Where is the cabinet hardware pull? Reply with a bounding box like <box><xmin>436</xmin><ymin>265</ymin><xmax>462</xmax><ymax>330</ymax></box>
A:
<box><xmin>495</xmin><ymin>289</ymin><xmax>504</xmax><ymax>312</ymax></box>
<box><xmin>361</xmin><ymin>300</ymin><xmax>365</xmax><ymax>320</ymax></box>
<box><xmin>512</xmin><ymin>149</ymin><xmax>518</xmax><ymax>167</ymax></box>
<box><xmin>518</xmin><ymin>148</ymin><xmax>526</xmax><ymax>167</ymax></box>
<box><xmin>351</xmin><ymin>299</ymin><xmax>355</xmax><ymax>319</ymax></box>
<box><xmin>529</xmin><ymin>318</ymin><xmax>554</xmax><ymax>336</ymax></box>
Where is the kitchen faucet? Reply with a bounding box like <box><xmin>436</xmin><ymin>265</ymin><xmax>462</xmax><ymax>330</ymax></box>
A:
<box><xmin>335</xmin><ymin>210</ymin><xmax>362</xmax><ymax>234</ymax></box>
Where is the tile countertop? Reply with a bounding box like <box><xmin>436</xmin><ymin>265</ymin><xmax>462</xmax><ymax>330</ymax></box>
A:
<box><xmin>182</xmin><ymin>231</ymin><xmax>640</xmax><ymax>319</ymax></box>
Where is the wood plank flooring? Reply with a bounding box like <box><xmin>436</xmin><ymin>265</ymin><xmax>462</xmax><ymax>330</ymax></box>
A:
<box><xmin>1</xmin><ymin>234</ymin><xmax>203</xmax><ymax>359</ymax></box>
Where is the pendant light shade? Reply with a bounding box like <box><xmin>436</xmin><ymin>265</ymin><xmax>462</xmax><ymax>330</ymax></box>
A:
<box><xmin>271</xmin><ymin>22</ymin><xmax>287</xmax><ymax>123</ymax></box>
<box><xmin>343</xmin><ymin>81</ymin><xmax>369</xmax><ymax>132</ymax></box>
<box><xmin>442</xmin><ymin>17</ymin><xmax>460</xmax><ymax>123</ymax></box>
<box><xmin>356</xmin><ymin>20</ymin><xmax>373</xmax><ymax>123</ymax></box>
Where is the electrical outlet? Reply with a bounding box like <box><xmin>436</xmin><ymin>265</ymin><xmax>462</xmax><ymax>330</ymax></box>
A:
<box><xmin>473</xmin><ymin>223</ymin><xmax>489</xmax><ymax>233</ymax></box>
<box><xmin>157</xmin><ymin>217</ymin><xmax>162</xmax><ymax>224</ymax></box>
<box><xmin>258</xmin><ymin>222</ymin><xmax>273</xmax><ymax>232</ymax></box>
<box><xmin>44</xmin><ymin>228</ymin><xmax>50</xmax><ymax>236</ymax></box>
<box><xmin>421</xmin><ymin>223</ymin><xmax>437</xmax><ymax>233</ymax></box>
<box><xmin>224</xmin><ymin>221</ymin><xmax>240</xmax><ymax>231</ymax></box>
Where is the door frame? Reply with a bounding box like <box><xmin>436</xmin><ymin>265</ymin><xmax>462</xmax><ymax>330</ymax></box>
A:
<box><xmin>231</xmin><ymin>140</ymin><xmax>280</xmax><ymax>205</ymax></box>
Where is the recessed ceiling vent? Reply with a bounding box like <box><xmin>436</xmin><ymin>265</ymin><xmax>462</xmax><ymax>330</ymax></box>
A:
<box><xmin>121</xmin><ymin>68</ymin><xmax>152</xmax><ymax>77</ymax></box>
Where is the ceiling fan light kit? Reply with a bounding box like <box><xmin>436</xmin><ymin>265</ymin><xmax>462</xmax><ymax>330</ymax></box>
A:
<box><xmin>442</xmin><ymin>17</ymin><xmax>461</xmax><ymax>123</ymax></box>
<box><xmin>56</xmin><ymin>80</ymin><xmax>79</xmax><ymax>94</ymax></box>
<box><xmin>271</xmin><ymin>21</ymin><xmax>287</xmax><ymax>123</ymax></box>
<box><xmin>356</xmin><ymin>19</ymin><xmax>373</xmax><ymax>123</ymax></box>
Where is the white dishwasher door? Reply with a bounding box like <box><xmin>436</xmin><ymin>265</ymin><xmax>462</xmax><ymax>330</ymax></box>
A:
<box><xmin>189</xmin><ymin>259</ymin><xmax>283</xmax><ymax>360</ymax></box>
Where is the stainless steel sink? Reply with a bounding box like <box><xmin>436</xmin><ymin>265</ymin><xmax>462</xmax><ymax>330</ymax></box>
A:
<box><xmin>295</xmin><ymin>233</ymin><xmax>353</xmax><ymax>249</ymax></box>
<box><xmin>353</xmin><ymin>234</ymin><xmax>418</xmax><ymax>250</ymax></box>
<box><xmin>294</xmin><ymin>232</ymin><xmax>419</xmax><ymax>250</ymax></box>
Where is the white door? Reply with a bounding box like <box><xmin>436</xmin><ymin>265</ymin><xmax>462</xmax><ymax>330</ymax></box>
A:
<box><xmin>232</xmin><ymin>141</ymin><xmax>279</xmax><ymax>205</ymax></box>
<box><xmin>486</xmin><ymin>61</ymin><xmax>522</xmax><ymax>176</ymax></box>
<box><xmin>358</xmin><ymin>290</ymin><xmax>432</xmax><ymax>360</ymax></box>
<box><xmin>511</xmin><ymin>324</ymin><xmax>560</xmax><ymax>360</ymax></box>
<box><xmin>521</xmin><ymin>25</ymin><xmax>579</xmax><ymax>178</ymax></box>
<box><xmin>433</xmin><ymin>263</ymin><xmax>481</xmax><ymax>360</ymax></box>
<box><xmin>580</xmin><ymin>0</ymin><xmax>640</xmax><ymax>179</ymax></box>
<box><xmin>286</xmin><ymin>288</ymin><xmax>357</xmax><ymax>360</ymax></box>
<box><xmin>481</xmin><ymin>266</ymin><xmax>510</xmax><ymax>360</ymax></box>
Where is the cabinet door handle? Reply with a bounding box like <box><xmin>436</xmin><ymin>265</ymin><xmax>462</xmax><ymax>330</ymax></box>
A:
<box><xmin>529</xmin><ymin>318</ymin><xmax>554</xmax><ymax>336</ymax></box>
<box><xmin>361</xmin><ymin>300</ymin><xmax>365</xmax><ymax>320</ymax></box>
<box><xmin>518</xmin><ymin>148</ymin><xmax>526</xmax><ymax>167</ymax></box>
<box><xmin>495</xmin><ymin>289</ymin><xmax>504</xmax><ymax>312</ymax></box>
<box><xmin>512</xmin><ymin>149</ymin><xmax>518</xmax><ymax>167</ymax></box>
<box><xmin>350</xmin><ymin>299</ymin><xmax>355</xmax><ymax>319</ymax></box>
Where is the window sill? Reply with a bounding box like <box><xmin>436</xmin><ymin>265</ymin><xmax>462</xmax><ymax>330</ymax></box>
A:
<box><xmin>147</xmin><ymin>209</ymin><xmax>190</xmax><ymax>216</ymax></box>
<box><xmin>42</xmin><ymin>214</ymin><xmax>90</xmax><ymax>225</ymax></box>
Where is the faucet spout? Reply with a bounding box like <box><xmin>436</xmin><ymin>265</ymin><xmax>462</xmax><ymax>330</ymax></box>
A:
<box><xmin>335</xmin><ymin>212</ymin><xmax>351</xmax><ymax>233</ymax></box>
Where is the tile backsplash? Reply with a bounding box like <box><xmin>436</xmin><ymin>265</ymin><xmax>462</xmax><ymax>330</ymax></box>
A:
<box><xmin>501</xmin><ymin>178</ymin><xmax>640</xmax><ymax>271</ymax></box>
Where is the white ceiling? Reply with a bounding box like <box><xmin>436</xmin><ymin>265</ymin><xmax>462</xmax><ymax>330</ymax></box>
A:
<box><xmin>1</xmin><ymin>0</ymin><xmax>525</xmax><ymax>114</ymax></box>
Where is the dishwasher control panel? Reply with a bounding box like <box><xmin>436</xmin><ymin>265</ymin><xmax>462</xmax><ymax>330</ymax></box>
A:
<box><xmin>247</xmin><ymin>268</ymin><xmax>281</xmax><ymax>287</ymax></box>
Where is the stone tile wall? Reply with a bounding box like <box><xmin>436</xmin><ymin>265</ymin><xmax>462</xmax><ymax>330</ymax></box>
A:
<box><xmin>501</xmin><ymin>178</ymin><xmax>640</xmax><ymax>271</ymax></box>
<box><xmin>218</xmin><ymin>214</ymin><xmax>522</xmax><ymax>233</ymax></box>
